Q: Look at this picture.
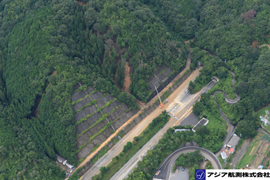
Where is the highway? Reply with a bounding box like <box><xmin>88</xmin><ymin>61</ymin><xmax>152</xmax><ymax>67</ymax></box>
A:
<box><xmin>110</xmin><ymin>80</ymin><xmax>217</xmax><ymax>180</ymax></box>
<box><xmin>81</xmin><ymin>69</ymin><xmax>201</xmax><ymax>180</ymax></box>
<box><xmin>153</xmin><ymin>146</ymin><xmax>222</xmax><ymax>180</ymax></box>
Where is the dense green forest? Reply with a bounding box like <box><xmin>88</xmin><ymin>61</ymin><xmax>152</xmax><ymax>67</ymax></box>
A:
<box><xmin>1</xmin><ymin>0</ymin><xmax>270</xmax><ymax>179</ymax></box>
<box><xmin>0</xmin><ymin>0</ymin><xmax>187</xmax><ymax>179</ymax></box>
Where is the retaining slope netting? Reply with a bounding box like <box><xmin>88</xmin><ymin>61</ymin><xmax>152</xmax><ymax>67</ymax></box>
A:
<box><xmin>72</xmin><ymin>97</ymin><xmax>92</xmax><ymax>111</ymax></box>
<box><xmin>77</xmin><ymin>143</ymin><xmax>94</xmax><ymax>160</ymax></box>
<box><xmin>96</xmin><ymin>95</ymin><xmax>115</xmax><ymax>109</ymax></box>
<box><xmin>102</xmin><ymin>101</ymin><xmax>122</xmax><ymax>114</ymax></box>
<box><xmin>74</xmin><ymin>105</ymin><xmax>97</xmax><ymax>122</ymax></box>
<box><xmin>72</xmin><ymin>86</ymin><xmax>137</xmax><ymax>160</ymax></box>
<box><xmin>147</xmin><ymin>66</ymin><xmax>185</xmax><ymax>102</ymax></box>
<box><xmin>75</xmin><ymin>112</ymin><xmax>102</xmax><ymax>134</ymax></box>
<box><xmin>147</xmin><ymin>66</ymin><xmax>173</xmax><ymax>91</ymax></box>
<box><xmin>71</xmin><ymin>90</ymin><xmax>87</xmax><ymax>102</ymax></box>
<box><xmin>89</xmin><ymin>91</ymin><xmax>103</xmax><ymax>100</ymax></box>
<box><xmin>87</xmin><ymin>86</ymin><xmax>95</xmax><ymax>94</ymax></box>
<box><xmin>146</xmin><ymin>66</ymin><xmax>167</xmax><ymax>84</ymax></box>
<box><xmin>112</xmin><ymin>110</ymin><xmax>136</xmax><ymax>129</ymax></box>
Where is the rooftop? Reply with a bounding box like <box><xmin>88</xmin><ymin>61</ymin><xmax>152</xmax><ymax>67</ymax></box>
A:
<box><xmin>192</xmin><ymin>118</ymin><xmax>209</xmax><ymax>132</ymax></box>
<box><xmin>227</xmin><ymin>134</ymin><xmax>240</xmax><ymax>148</ymax></box>
<box><xmin>174</xmin><ymin>129</ymin><xmax>191</xmax><ymax>133</ymax></box>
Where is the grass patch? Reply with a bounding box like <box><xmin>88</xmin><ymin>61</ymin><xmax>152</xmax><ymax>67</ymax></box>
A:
<box><xmin>265</xmin><ymin>145</ymin><xmax>270</xmax><ymax>156</ymax></box>
<box><xmin>215</xmin><ymin>92</ymin><xmax>235</xmax><ymax>122</ymax></box>
<box><xmin>209</xmin><ymin>73</ymin><xmax>236</xmax><ymax>99</ymax></box>
<box><xmin>105</xmin><ymin>98</ymin><xmax>117</xmax><ymax>107</ymax></box>
<box><xmin>218</xmin><ymin>157</ymin><xmax>225</xmax><ymax>168</ymax></box>
<box><xmin>262</xmin><ymin>125</ymin><xmax>270</xmax><ymax>135</ymax></box>
<box><xmin>118</xmin><ymin>130</ymin><xmax>124</xmax><ymax>138</ymax></box>
<box><xmin>72</xmin><ymin>98</ymin><xmax>84</xmax><ymax>105</ymax></box>
<box><xmin>74</xmin><ymin>85</ymin><xmax>87</xmax><ymax>93</ymax></box>
<box><xmin>265</xmin><ymin>160</ymin><xmax>269</xmax><ymax>169</ymax></box>
<box><xmin>125</xmin><ymin>107</ymin><xmax>133</xmax><ymax>113</ymax></box>
<box><xmin>75</xmin><ymin>99</ymin><xmax>98</xmax><ymax>113</ymax></box>
<box><xmin>89</xmin><ymin>90</ymin><xmax>96</xmax><ymax>95</ymax></box>
<box><xmin>93</xmin><ymin>113</ymin><xmax>169</xmax><ymax>180</ymax></box>
<box><xmin>235</xmin><ymin>139</ymin><xmax>244</xmax><ymax>153</ymax></box>
<box><xmin>77</xmin><ymin>112</ymin><xmax>110</xmax><ymax>138</ymax></box>
<box><xmin>75</xmin><ymin>112</ymin><xmax>95</xmax><ymax>125</ymax></box>
<box><xmin>114</xmin><ymin>138</ymin><xmax>118</xmax><ymax>144</ymax></box>
<box><xmin>68</xmin><ymin>167</ymin><xmax>83</xmax><ymax>180</ymax></box>
<box><xmin>201</xmin><ymin>95</ymin><xmax>228</xmax><ymax>130</ymax></box>
<box><xmin>92</xmin><ymin>156</ymin><xmax>99</xmax><ymax>164</ymax></box>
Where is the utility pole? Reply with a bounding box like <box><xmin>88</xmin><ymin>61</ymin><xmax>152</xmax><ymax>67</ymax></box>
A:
<box><xmin>155</xmin><ymin>86</ymin><xmax>163</xmax><ymax>108</ymax></box>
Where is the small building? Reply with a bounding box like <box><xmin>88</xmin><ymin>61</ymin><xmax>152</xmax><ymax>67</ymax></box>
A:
<box><xmin>174</xmin><ymin>129</ymin><xmax>190</xmax><ymax>133</ymax></box>
<box><xmin>226</xmin><ymin>134</ymin><xmax>240</xmax><ymax>149</ymax></box>
<box><xmin>66</xmin><ymin>162</ymin><xmax>75</xmax><ymax>173</ymax></box>
<box><xmin>221</xmin><ymin>149</ymin><xmax>229</xmax><ymax>161</ymax></box>
<box><xmin>229</xmin><ymin>148</ymin><xmax>235</xmax><ymax>154</ymax></box>
<box><xmin>56</xmin><ymin>154</ymin><xmax>67</xmax><ymax>165</ymax></box>
<box><xmin>192</xmin><ymin>118</ymin><xmax>209</xmax><ymax>132</ymax></box>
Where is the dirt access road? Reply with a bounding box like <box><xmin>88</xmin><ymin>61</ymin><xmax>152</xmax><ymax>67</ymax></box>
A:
<box><xmin>73</xmin><ymin>54</ymin><xmax>192</xmax><ymax>174</ymax></box>
<box><xmin>81</xmin><ymin>69</ymin><xmax>200</xmax><ymax>180</ymax></box>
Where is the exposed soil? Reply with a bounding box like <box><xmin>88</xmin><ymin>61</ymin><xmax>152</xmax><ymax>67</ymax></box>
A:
<box><xmin>259</xmin><ymin>44</ymin><xmax>270</xmax><ymax>49</ymax></box>
<box><xmin>77</xmin><ymin>1</ymin><xmax>88</xmax><ymax>5</ymax></box>
<box><xmin>252</xmin><ymin>40</ymin><xmax>259</xmax><ymax>48</ymax></box>
<box><xmin>252</xmin><ymin>40</ymin><xmax>270</xmax><ymax>49</ymax></box>
<box><xmin>52</xmin><ymin>70</ymin><xmax>56</xmax><ymax>75</ymax></box>
<box><xmin>122</xmin><ymin>62</ymin><xmax>131</xmax><ymax>94</ymax></box>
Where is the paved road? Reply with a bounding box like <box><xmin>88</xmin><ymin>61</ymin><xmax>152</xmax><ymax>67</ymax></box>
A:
<box><xmin>81</xmin><ymin>69</ymin><xmax>201</xmax><ymax>180</ymax></box>
<box><xmin>212</xmin><ymin>71</ymin><xmax>240</xmax><ymax>156</ymax></box>
<box><xmin>153</xmin><ymin>146</ymin><xmax>222</xmax><ymax>180</ymax></box>
<box><xmin>110</xmin><ymin>81</ymin><xmax>217</xmax><ymax>180</ymax></box>
<box><xmin>74</xmin><ymin>57</ymin><xmax>192</xmax><ymax>174</ymax></box>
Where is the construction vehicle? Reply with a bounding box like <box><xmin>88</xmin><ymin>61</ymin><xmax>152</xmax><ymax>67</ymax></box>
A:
<box><xmin>155</xmin><ymin>86</ymin><xmax>163</xmax><ymax>108</ymax></box>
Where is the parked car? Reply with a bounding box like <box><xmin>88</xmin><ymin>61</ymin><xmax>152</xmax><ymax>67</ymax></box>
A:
<box><xmin>182</xmin><ymin>167</ymin><xmax>185</xmax><ymax>171</ymax></box>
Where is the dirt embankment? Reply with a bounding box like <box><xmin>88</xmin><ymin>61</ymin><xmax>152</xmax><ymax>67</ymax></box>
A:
<box><xmin>123</xmin><ymin>62</ymin><xmax>131</xmax><ymax>94</ymax></box>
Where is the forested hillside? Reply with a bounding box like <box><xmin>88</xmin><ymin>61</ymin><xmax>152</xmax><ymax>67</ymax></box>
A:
<box><xmin>0</xmin><ymin>0</ymin><xmax>187</xmax><ymax>179</ymax></box>
<box><xmin>1</xmin><ymin>0</ymin><xmax>270</xmax><ymax>179</ymax></box>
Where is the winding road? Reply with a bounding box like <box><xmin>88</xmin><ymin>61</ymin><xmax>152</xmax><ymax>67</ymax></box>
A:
<box><xmin>153</xmin><ymin>146</ymin><xmax>222</xmax><ymax>180</ymax></box>
<box><xmin>212</xmin><ymin>71</ymin><xmax>240</xmax><ymax>155</ymax></box>
<box><xmin>153</xmin><ymin>71</ymin><xmax>241</xmax><ymax>180</ymax></box>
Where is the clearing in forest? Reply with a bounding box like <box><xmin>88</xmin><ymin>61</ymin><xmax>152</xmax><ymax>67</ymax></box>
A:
<box><xmin>123</xmin><ymin>62</ymin><xmax>131</xmax><ymax>94</ymax></box>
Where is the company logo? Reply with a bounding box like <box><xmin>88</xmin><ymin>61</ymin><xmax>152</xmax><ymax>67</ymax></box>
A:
<box><xmin>195</xmin><ymin>169</ymin><xmax>206</xmax><ymax>180</ymax></box>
